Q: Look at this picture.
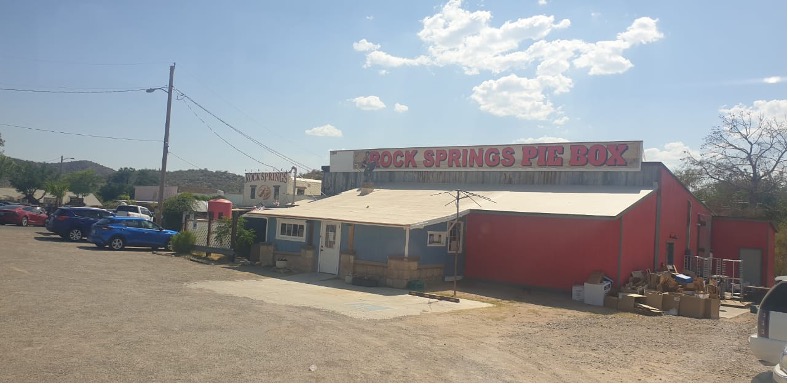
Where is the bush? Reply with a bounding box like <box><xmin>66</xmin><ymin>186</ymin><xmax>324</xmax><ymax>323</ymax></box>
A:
<box><xmin>171</xmin><ymin>231</ymin><xmax>196</xmax><ymax>254</ymax></box>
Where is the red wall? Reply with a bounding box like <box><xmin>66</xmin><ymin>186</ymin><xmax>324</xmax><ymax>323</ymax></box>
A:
<box><xmin>711</xmin><ymin>217</ymin><xmax>776</xmax><ymax>286</ymax></box>
<box><xmin>620</xmin><ymin>193</ymin><xmax>658</xmax><ymax>283</ymax></box>
<box><xmin>657</xmin><ymin>168</ymin><xmax>713</xmax><ymax>270</ymax></box>
<box><xmin>465</xmin><ymin>213</ymin><xmax>620</xmax><ymax>291</ymax></box>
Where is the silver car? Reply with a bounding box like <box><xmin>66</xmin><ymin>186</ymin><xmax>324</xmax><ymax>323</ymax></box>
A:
<box><xmin>749</xmin><ymin>277</ymin><xmax>787</xmax><ymax>366</ymax></box>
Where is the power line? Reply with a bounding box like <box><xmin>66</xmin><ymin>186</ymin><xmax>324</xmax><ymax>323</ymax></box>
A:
<box><xmin>0</xmin><ymin>87</ymin><xmax>151</xmax><ymax>94</ymax></box>
<box><xmin>0</xmin><ymin>56</ymin><xmax>171</xmax><ymax>66</ymax></box>
<box><xmin>178</xmin><ymin>68</ymin><xmax>325</xmax><ymax>160</ymax></box>
<box><xmin>176</xmin><ymin>90</ymin><xmax>315</xmax><ymax>171</ymax></box>
<box><xmin>168</xmin><ymin>150</ymin><xmax>200</xmax><ymax>169</ymax></box>
<box><xmin>0</xmin><ymin>123</ymin><xmax>161</xmax><ymax>142</ymax></box>
<box><xmin>180</xmin><ymin>99</ymin><xmax>279</xmax><ymax>170</ymax></box>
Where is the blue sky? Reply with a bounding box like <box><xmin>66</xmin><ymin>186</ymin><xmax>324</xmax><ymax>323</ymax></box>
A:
<box><xmin>0</xmin><ymin>0</ymin><xmax>785</xmax><ymax>175</ymax></box>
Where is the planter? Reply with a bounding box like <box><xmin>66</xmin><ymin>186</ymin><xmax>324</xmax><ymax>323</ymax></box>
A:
<box><xmin>276</xmin><ymin>260</ymin><xmax>287</xmax><ymax>268</ymax></box>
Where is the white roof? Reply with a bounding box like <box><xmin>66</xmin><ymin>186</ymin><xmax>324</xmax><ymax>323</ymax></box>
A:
<box><xmin>245</xmin><ymin>184</ymin><xmax>654</xmax><ymax>228</ymax></box>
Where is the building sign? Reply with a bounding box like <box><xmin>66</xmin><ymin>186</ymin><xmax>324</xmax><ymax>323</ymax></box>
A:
<box><xmin>330</xmin><ymin>141</ymin><xmax>642</xmax><ymax>172</ymax></box>
<box><xmin>245</xmin><ymin>172</ymin><xmax>291</xmax><ymax>183</ymax></box>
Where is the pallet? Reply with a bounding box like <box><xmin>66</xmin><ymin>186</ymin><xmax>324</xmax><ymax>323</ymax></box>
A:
<box><xmin>408</xmin><ymin>291</ymin><xmax>460</xmax><ymax>303</ymax></box>
<box><xmin>634</xmin><ymin>303</ymin><xmax>663</xmax><ymax>316</ymax></box>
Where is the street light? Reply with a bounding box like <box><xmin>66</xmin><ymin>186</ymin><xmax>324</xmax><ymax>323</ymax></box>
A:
<box><xmin>59</xmin><ymin>156</ymin><xmax>75</xmax><ymax>176</ymax></box>
<box><xmin>148</xmin><ymin>63</ymin><xmax>175</xmax><ymax>224</ymax></box>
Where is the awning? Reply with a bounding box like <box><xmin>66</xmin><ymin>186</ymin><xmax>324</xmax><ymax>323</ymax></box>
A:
<box><xmin>243</xmin><ymin>184</ymin><xmax>655</xmax><ymax>228</ymax></box>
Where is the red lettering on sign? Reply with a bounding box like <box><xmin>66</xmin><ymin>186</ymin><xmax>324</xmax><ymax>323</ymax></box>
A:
<box><xmin>404</xmin><ymin>150</ymin><xmax>417</xmax><ymax>168</ymax></box>
<box><xmin>369</xmin><ymin>151</ymin><xmax>380</xmax><ymax>166</ymax></box>
<box><xmin>521</xmin><ymin>146</ymin><xmax>538</xmax><ymax>166</ymax></box>
<box><xmin>423</xmin><ymin>150</ymin><xmax>434</xmax><ymax>167</ymax></box>
<box><xmin>569</xmin><ymin>145</ymin><xmax>588</xmax><ymax>166</ymax></box>
<box><xmin>606</xmin><ymin>144</ymin><xmax>628</xmax><ymax>166</ymax></box>
<box><xmin>448</xmin><ymin>149</ymin><xmax>462</xmax><ymax>167</ymax></box>
<box><xmin>588</xmin><ymin>144</ymin><xmax>606</xmax><ymax>166</ymax></box>
<box><xmin>501</xmin><ymin>147</ymin><xmax>515</xmax><ymax>167</ymax></box>
<box><xmin>537</xmin><ymin>146</ymin><xmax>549</xmax><ymax>166</ymax></box>
<box><xmin>435</xmin><ymin>149</ymin><xmax>448</xmax><ymax>167</ymax></box>
<box><xmin>468</xmin><ymin>148</ymin><xmax>484</xmax><ymax>167</ymax></box>
<box><xmin>485</xmin><ymin>148</ymin><xmax>500</xmax><ymax>167</ymax></box>
<box><xmin>547</xmin><ymin>146</ymin><xmax>564</xmax><ymax>166</ymax></box>
<box><xmin>393</xmin><ymin>150</ymin><xmax>404</xmax><ymax>168</ymax></box>
<box><xmin>379</xmin><ymin>151</ymin><xmax>392</xmax><ymax>167</ymax></box>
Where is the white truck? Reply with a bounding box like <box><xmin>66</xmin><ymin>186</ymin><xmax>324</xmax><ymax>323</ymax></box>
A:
<box><xmin>114</xmin><ymin>204</ymin><xmax>154</xmax><ymax>221</ymax></box>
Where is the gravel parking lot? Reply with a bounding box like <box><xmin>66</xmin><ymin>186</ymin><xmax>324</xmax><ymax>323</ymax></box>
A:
<box><xmin>0</xmin><ymin>225</ymin><xmax>774</xmax><ymax>382</ymax></box>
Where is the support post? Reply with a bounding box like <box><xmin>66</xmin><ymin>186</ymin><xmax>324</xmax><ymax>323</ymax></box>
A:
<box><xmin>155</xmin><ymin>63</ymin><xmax>175</xmax><ymax>225</ymax></box>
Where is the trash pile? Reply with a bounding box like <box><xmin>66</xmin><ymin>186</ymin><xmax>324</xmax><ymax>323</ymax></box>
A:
<box><xmin>574</xmin><ymin>268</ymin><xmax>722</xmax><ymax>319</ymax></box>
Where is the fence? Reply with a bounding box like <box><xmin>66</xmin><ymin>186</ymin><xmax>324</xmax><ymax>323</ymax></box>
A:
<box><xmin>183</xmin><ymin>216</ymin><xmax>232</xmax><ymax>250</ymax></box>
<box><xmin>684</xmin><ymin>255</ymin><xmax>743</xmax><ymax>299</ymax></box>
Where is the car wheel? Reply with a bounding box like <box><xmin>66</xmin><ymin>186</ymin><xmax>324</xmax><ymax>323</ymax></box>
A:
<box><xmin>68</xmin><ymin>228</ymin><xmax>83</xmax><ymax>241</ymax></box>
<box><xmin>166</xmin><ymin>239</ymin><xmax>173</xmax><ymax>251</ymax></box>
<box><xmin>20</xmin><ymin>217</ymin><xmax>28</xmax><ymax>227</ymax></box>
<box><xmin>109</xmin><ymin>236</ymin><xmax>125</xmax><ymax>251</ymax></box>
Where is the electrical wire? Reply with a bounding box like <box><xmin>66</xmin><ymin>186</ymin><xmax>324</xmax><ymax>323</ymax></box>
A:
<box><xmin>176</xmin><ymin>90</ymin><xmax>315</xmax><ymax>171</ymax></box>
<box><xmin>178</xmin><ymin>68</ymin><xmax>325</xmax><ymax>160</ymax></box>
<box><xmin>0</xmin><ymin>87</ymin><xmax>152</xmax><ymax>94</ymax></box>
<box><xmin>0</xmin><ymin>56</ymin><xmax>170</xmax><ymax>66</ymax></box>
<box><xmin>0</xmin><ymin>123</ymin><xmax>161</xmax><ymax>142</ymax></box>
<box><xmin>168</xmin><ymin>151</ymin><xmax>200</xmax><ymax>169</ymax></box>
<box><xmin>180</xmin><ymin>99</ymin><xmax>279</xmax><ymax>170</ymax></box>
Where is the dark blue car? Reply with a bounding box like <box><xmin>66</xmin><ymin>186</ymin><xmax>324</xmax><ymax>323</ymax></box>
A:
<box><xmin>88</xmin><ymin>217</ymin><xmax>178</xmax><ymax>251</ymax></box>
<box><xmin>46</xmin><ymin>207</ymin><xmax>116</xmax><ymax>241</ymax></box>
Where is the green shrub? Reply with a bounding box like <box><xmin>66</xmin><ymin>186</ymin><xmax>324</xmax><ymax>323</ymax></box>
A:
<box><xmin>171</xmin><ymin>231</ymin><xmax>196</xmax><ymax>254</ymax></box>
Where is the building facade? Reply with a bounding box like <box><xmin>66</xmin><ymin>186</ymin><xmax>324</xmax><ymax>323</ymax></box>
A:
<box><xmin>242</xmin><ymin>171</ymin><xmax>321</xmax><ymax>208</ymax></box>
<box><xmin>246</xmin><ymin>141</ymin><xmax>776</xmax><ymax>290</ymax></box>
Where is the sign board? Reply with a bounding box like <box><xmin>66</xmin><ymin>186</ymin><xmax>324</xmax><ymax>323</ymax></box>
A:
<box><xmin>329</xmin><ymin>141</ymin><xmax>642</xmax><ymax>172</ymax></box>
<box><xmin>244</xmin><ymin>172</ymin><xmax>291</xmax><ymax>183</ymax></box>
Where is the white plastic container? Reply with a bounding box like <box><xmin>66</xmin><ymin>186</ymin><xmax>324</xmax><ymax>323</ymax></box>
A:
<box><xmin>583</xmin><ymin>282</ymin><xmax>606</xmax><ymax>306</ymax></box>
<box><xmin>572</xmin><ymin>285</ymin><xmax>585</xmax><ymax>301</ymax></box>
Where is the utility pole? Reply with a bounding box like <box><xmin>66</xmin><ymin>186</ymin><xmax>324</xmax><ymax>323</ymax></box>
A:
<box><xmin>59</xmin><ymin>155</ymin><xmax>74</xmax><ymax>177</ymax></box>
<box><xmin>155</xmin><ymin>63</ymin><xmax>175</xmax><ymax>225</ymax></box>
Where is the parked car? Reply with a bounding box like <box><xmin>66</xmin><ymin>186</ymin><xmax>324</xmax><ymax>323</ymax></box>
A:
<box><xmin>749</xmin><ymin>276</ymin><xmax>787</xmax><ymax>365</ymax></box>
<box><xmin>46</xmin><ymin>207</ymin><xmax>115</xmax><ymax>241</ymax></box>
<box><xmin>0</xmin><ymin>205</ymin><xmax>48</xmax><ymax>226</ymax></box>
<box><xmin>88</xmin><ymin>217</ymin><xmax>177</xmax><ymax>251</ymax></box>
<box><xmin>114</xmin><ymin>204</ymin><xmax>154</xmax><ymax>221</ymax></box>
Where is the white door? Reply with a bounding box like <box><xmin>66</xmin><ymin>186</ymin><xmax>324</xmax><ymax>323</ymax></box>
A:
<box><xmin>318</xmin><ymin>221</ymin><xmax>341</xmax><ymax>274</ymax></box>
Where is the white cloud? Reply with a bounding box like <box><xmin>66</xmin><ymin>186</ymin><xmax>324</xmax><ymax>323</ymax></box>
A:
<box><xmin>763</xmin><ymin>76</ymin><xmax>786</xmax><ymax>84</ymax></box>
<box><xmin>350</xmin><ymin>96</ymin><xmax>387</xmax><ymax>110</ymax></box>
<box><xmin>354</xmin><ymin>0</ymin><xmax>663</xmax><ymax>121</ymax></box>
<box><xmin>378</xmin><ymin>69</ymin><xmax>389</xmax><ymax>75</ymax></box>
<box><xmin>644</xmin><ymin>141</ymin><xmax>698</xmax><ymax>170</ymax></box>
<box><xmin>353</xmin><ymin>39</ymin><xmax>381</xmax><ymax>52</ymax></box>
<box><xmin>394</xmin><ymin>103</ymin><xmax>409</xmax><ymax>113</ymax></box>
<box><xmin>514</xmin><ymin>136</ymin><xmax>569</xmax><ymax>144</ymax></box>
<box><xmin>720</xmin><ymin>99</ymin><xmax>787</xmax><ymax>122</ymax></box>
<box><xmin>552</xmin><ymin>116</ymin><xmax>569</xmax><ymax>125</ymax></box>
<box><xmin>471</xmin><ymin>74</ymin><xmax>556</xmax><ymax>120</ymax></box>
<box><xmin>538</xmin><ymin>0</ymin><xmax>548</xmax><ymax>5</ymax></box>
<box><xmin>366</xmin><ymin>15</ymin><xmax>374</xmax><ymax>21</ymax></box>
<box><xmin>305</xmin><ymin>124</ymin><xmax>343</xmax><ymax>137</ymax></box>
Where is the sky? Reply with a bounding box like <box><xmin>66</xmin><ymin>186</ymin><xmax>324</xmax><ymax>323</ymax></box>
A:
<box><xmin>0</xmin><ymin>0</ymin><xmax>785</xmax><ymax>175</ymax></box>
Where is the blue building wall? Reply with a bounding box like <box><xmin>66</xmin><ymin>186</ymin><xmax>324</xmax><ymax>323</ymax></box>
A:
<box><xmin>266</xmin><ymin>217</ymin><xmax>313</xmax><ymax>253</ymax></box>
<box><xmin>353</xmin><ymin>225</ymin><xmax>406</xmax><ymax>263</ymax></box>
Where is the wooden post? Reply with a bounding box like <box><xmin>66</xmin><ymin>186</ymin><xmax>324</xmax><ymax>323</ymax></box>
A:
<box><xmin>206</xmin><ymin>214</ymin><xmax>213</xmax><ymax>257</ymax></box>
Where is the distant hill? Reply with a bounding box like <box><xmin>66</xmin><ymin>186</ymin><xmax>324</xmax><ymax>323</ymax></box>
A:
<box><xmin>0</xmin><ymin>156</ymin><xmax>244</xmax><ymax>194</ymax></box>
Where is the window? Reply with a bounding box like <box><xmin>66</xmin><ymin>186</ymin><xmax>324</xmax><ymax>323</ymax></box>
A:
<box><xmin>250</xmin><ymin>185</ymin><xmax>256</xmax><ymax>199</ymax></box>
<box><xmin>277</xmin><ymin>219</ymin><xmax>306</xmax><ymax>241</ymax></box>
<box><xmin>273</xmin><ymin>185</ymin><xmax>280</xmax><ymax>201</ymax></box>
<box><xmin>296</xmin><ymin>188</ymin><xmax>305</xmax><ymax>195</ymax></box>
<box><xmin>427</xmin><ymin>231</ymin><xmax>446</xmax><ymax>246</ymax></box>
<box><xmin>447</xmin><ymin>221</ymin><xmax>463</xmax><ymax>253</ymax></box>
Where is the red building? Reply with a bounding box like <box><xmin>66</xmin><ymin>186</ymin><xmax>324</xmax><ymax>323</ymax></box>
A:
<box><xmin>264</xmin><ymin>141</ymin><xmax>777</xmax><ymax>291</ymax></box>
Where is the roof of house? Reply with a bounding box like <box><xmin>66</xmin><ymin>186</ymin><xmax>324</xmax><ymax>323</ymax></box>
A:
<box><xmin>244</xmin><ymin>183</ymin><xmax>655</xmax><ymax>228</ymax></box>
<box><xmin>0</xmin><ymin>187</ymin><xmax>102</xmax><ymax>207</ymax></box>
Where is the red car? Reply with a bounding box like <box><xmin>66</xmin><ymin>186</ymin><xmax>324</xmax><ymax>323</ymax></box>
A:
<box><xmin>0</xmin><ymin>205</ymin><xmax>48</xmax><ymax>226</ymax></box>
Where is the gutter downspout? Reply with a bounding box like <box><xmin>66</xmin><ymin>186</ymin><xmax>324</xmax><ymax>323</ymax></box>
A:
<box><xmin>404</xmin><ymin>227</ymin><xmax>410</xmax><ymax>259</ymax></box>
<box><xmin>291</xmin><ymin>166</ymin><xmax>297</xmax><ymax>206</ymax></box>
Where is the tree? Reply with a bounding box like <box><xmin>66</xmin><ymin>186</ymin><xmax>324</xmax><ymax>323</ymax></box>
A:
<box><xmin>0</xmin><ymin>154</ymin><xmax>15</xmax><ymax>181</ymax></box>
<box><xmin>65</xmin><ymin>170</ymin><xmax>103</xmax><ymax>198</ymax></box>
<box><xmin>684</xmin><ymin>110</ymin><xmax>787</xmax><ymax>212</ymax></box>
<box><xmin>45</xmin><ymin>179</ymin><xmax>70</xmax><ymax>207</ymax></box>
<box><xmin>161</xmin><ymin>193</ymin><xmax>197</xmax><ymax>230</ymax></box>
<box><xmin>298</xmin><ymin>169</ymin><xmax>323</xmax><ymax>180</ymax></box>
<box><xmin>9</xmin><ymin>163</ymin><xmax>54</xmax><ymax>204</ymax></box>
<box><xmin>135</xmin><ymin>169</ymin><xmax>160</xmax><ymax>186</ymax></box>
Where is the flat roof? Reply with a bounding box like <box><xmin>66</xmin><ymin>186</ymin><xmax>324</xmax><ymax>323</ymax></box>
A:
<box><xmin>244</xmin><ymin>184</ymin><xmax>655</xmax><ymax>228</ymax></box>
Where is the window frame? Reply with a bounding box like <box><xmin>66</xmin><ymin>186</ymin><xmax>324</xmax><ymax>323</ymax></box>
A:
<box><xmin>276</xmin><ymin>219</ymin><xmax>306</xmax><ymax>242</ymax></box>
<box><xmin>427</xmin><ymin>231</ymin><xmax>447</xmax><ymax>247</ymax></box>
<box><xmin>250</xmin><ymin>185</ymin><xmax>256</xmax><ymax>199</ymax></box>
<box><xmin>447</xmin><ymin>221</ymin><xmax>464</xmax><ymax>253</ymax></box>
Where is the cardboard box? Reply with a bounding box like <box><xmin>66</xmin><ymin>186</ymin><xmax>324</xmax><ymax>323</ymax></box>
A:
<box><xmin>587</xmin><ymin>271</ymin><xmax>604</xmax><ymax>284</ymax></box>
<box><xmin>618</xmin><ymin>294</ymin><xmax>636</xmax><ymax>312</ymax></box>
<box><xmin>662</xmin><ymin>293</ymin><xmax>681</xmax><ymax>315</ymax></box>
<box><xmin>645</xmin><ymin>290</ymin><xmax>664</xmax><ymax>310</ymax></box>
<box><xmin>705</xmin><ymin>298</ymin><xmax>720</xmax><ymax>319</ymax></box>
<box><xmin>604</xmin><ymin>295</ymin><xmax>619</xmax><ymax>309</ymax></box>
<box><xmin>679</xmin><ymin>295</ymin><xmax>707</xmax><ymax>319</ymax></box>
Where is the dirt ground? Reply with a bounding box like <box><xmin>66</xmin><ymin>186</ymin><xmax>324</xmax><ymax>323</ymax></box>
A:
<box><xmin>0</xmin><ymin>225</ymin><xmax>774</xmax><ymax>382</ymax></box>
